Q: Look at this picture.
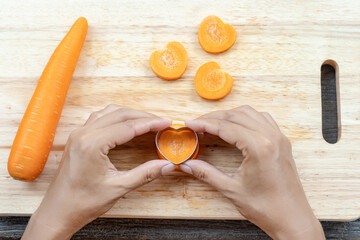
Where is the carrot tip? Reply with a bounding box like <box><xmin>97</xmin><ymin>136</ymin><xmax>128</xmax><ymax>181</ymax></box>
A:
<box><xmin>77</xmin><ymin>17</ymin><xmax>88</xmax><ymax>23</ymax></box>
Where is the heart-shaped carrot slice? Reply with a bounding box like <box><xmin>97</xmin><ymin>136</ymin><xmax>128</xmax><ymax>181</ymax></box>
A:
<box><xmin>195</xmin><ymin>62</ymin><xmax>233</xmax><ymax>100</ymax></box>
<box><xmin>198</xmin><ymin>15</ymin><xmax>236</xmax><ymax>53</ymax></box>
<box><xmin>156</xmin><ymin>124</ymin><xmax>198</xmax><ymax>164</ymax></box>
<box><xmin>150</xmin><ymin>41</ymin><xmax>188</xmax><ymax>80</ymax></box>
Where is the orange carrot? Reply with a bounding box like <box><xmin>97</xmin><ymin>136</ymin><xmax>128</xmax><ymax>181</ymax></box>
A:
<box><xmin>198</xmin><ymin>16</ymin><xmax>236</xmax><ymax>53</ymax></box>
<box><xmin>195</xmin><ymin>62</ymin><xmax>233</xmax><ymax>100</ymax></box>
<box><xmin>7</xmin><ymin>17</ymin><xmax>88</xmax><ymax>181</ymax></box>
<box><xmin>150</xmin><ymin>41</ymin><xmax>188</xmax><ymax>80</ymax></box>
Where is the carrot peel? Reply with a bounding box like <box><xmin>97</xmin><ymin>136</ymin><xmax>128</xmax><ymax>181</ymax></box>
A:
<box><xmin>7</xmin><ymin>17</ymin><xmax>88</xmax><ymax>181</ymax></box>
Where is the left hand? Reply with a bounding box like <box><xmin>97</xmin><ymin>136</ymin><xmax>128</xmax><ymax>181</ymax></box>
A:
<box><xmin>22</xmin><ymin>105</ymin><xmax>175</xmax><ymax>240</ymax></box>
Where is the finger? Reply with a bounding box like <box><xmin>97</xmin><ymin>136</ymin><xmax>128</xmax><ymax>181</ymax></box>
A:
<box><xmin>260</xmin><ymin>112</ymin><xmax>280</xmax><ymax>130</ymax></box>
<box><xmin>84</xmin><ymin>104</ymin><xmax>122</xmax><ymax>126</ymax></box>
<box><xmin>185</xmin><ymin>118</ymin><xmax>256</xmax><ymax>149</ymax></box>
<box><xmin>179</xmin><ymin>160</ymin><xmax>236</xmax><ymax>195</ymax></box>
<box><xmin>199</xmin><ymin>109</ymin><xmax>264</xmax><ymax>132</ymax></box>
<box><xmin>198</xmin><ymin>106</ymin><xmax>265</xmax><ymax>123</ymax></box>
<box><xmin>87</xmin><ymin>108</ymin><xmax>158</xmax><ymax>130</ymax></box>
<box><xmin>197</xmin><ymin>109</ymin><xmax>225</xmax><ymax>119</ymax></box>
<box><xmin>197</xmin><ymin>106</ymin><xmax>273</xmax><ymax>132</ymax></box>
<box><xmin>232</xmin><ymin>106</ymin><xmax>273</xmax><ymax>128</ymax></box>
<box><xmin>97</xmin><ymin>117</ymin><xmax>171</xmax><ymax>152</ymax></box>
<box><xmin>119</xmin><ymin>160</ymin><xmax>176</xmax><ymax>190</ymax></box>
<box><xmin>233</xmin><ymin>105</ymin><xmax>264</xmax><ymax>119</ymax></box>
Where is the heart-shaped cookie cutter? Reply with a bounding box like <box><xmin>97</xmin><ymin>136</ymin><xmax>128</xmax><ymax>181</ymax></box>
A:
<box><xmin>155</xmin><ymin>125</ymin><xmax>199</xmax><ymax>164</ymax></box>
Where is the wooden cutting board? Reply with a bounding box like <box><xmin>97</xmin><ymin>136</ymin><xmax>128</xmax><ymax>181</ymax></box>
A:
<box><xmin>0</xmin><ymin>0</ymin><xmax>359</xmax><ymax>220</ymax></box>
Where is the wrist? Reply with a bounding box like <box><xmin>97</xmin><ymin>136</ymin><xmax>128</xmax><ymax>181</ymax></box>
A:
<box><xmin>273</xmin><ymin>218</ymin><xmax>324</xmax><ymax>240</ymax></box>
<box><xmin>240</xmin><ymin>199</ymin><xmax>325</xmax><ymax>240</ymax></box>
<box><xmin>22</xmin><ymin>181</ymin><xmax>84</xmax><ymax>239</ymax></box>
<box><xmin>270</xmin><ymin>199</ymin><xmax>325</xmax><ymax>240</ymax></box>
<box><xmin>22</xmin><ymin>209</ymin><xmax>75</xmax><ymax>240</ymax></box>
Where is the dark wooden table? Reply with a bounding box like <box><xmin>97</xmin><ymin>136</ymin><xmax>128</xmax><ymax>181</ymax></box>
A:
<box><xmin>1</xmin><ymin>65</ymin><xmax>359</xmax><ymax>239</ymax></box>
<box><xmin>1</xmin><ymin>217</ymin><xmax>359</xmax><ymax>239</ymax></box>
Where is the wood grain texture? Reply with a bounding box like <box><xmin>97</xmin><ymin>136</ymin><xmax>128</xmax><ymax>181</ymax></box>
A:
<box><xmin>0</xmin><ymin>0</ymin><xmax>359</xmax><ymax>220</ymax></box>
<box><xmin>1</xmin><ymin>217</ymin><xmax>360</xmax><ymax>240</ymax></box>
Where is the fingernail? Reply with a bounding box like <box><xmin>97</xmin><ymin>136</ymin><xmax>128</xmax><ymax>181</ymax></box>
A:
<box><xmin>161</xmin><ymin>163</ymin><xmax>176</xmax><ymax>175</ymax></box>
<box><xmin>179</xmin><ymin>164</ymin><xmax>193</xmax><ymax>175</ymax></box>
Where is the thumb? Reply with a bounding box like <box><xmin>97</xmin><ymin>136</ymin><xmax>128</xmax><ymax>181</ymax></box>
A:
<box><xmin>120</xmin><ymin>160</ymin><xmax>176</xmax><ymax>190</ymax></box>
<box><xmin>179</xmin><ymin>160</ymin><xmax>233</xmax><ymax>193</ymax></box>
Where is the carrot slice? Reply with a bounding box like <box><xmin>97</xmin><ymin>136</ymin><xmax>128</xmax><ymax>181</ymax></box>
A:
<box><xmin>198</xmin><ymin>15</ymin><xmax>236</xmax><ymax>53</ymax></box>
<box><xmin>195</xmin><ymin>62</ymin><xmax>233</xmax><ymax>100</ymax></box>
<box><xmin>156</xmin><ymin>124</ymin><xmax>198</xmax><ymax>164</ymax></box>
<box><xmin>150</xmin><ymin>41</ymin><xmax>188</xmax><ymax>80</ymax></box>
<box><xmin>7</xmin><ymin>17</ymin><xmax>88</xmax><ymax>181</ymax></box>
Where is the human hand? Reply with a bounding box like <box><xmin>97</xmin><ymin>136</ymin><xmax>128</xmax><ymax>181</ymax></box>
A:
<box><xmin>22</xmin><ymin>105</ymin><xmax>175</xmax><ymax>240</ymax></box>
<box><xmin>180</xmin><ymin>106</ymin><xmax>325</xmax><ymax>240</ymax></box>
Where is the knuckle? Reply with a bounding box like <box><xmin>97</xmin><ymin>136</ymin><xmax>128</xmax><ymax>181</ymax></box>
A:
<box><xmin>280</xmin><ymin>133</ymin><xmax>292</xmax><ymax>148</ymax></box>
<box><xmin>143</xmin><ymin>168</ymin><xmax>156</xmax><ymax>183</ymax></box>
<box><xmin>257</xmin><ymin>133</ymin><xmax>291</xmax><ymax>159</ymax></box>
<box><xmin>77</xmin><ymin>136</ymin><xmax>91</xmax><ymax>152</ymax></box>
<box><xmin>70</xmin><ymin>131</ymin><xmax>93</xmax><ymax>153</ymax></box>
<box><xmin>105</xmin><ymin>104</ymin><xmax>127</xmax><ymax>113</ymax></box>
<box><xmin>224</xmin><ymin>110</ymin><xmax>234</xmax><ymax>119</ymax></box>
<box><xmin>124</xmin><ymin>119</ymin><xmax>136</xmax><ymax>128</ymax></box>
<box><xmin>77</xmin><ymin>138</ymin><xmax>92</xmax><ymax>153</ymax></box>
<box><xmin>223</xmin><ymin>180</ymin><xmax>241</xmax><ymax>197</ymax></box>
<box><xmin>217</xmin><ymin>119</ymin><xmax>227</xmax><ymax>132</ymax></box>
<box><xmin>68</xmin><ymin>128</ymin><xmax>82</xmax><ymax>142</ymax></box>
<box><xmin>106</xmin><ymin>103</ymin><xmax>120</xmax><ymax>109</ymax></box>
<box><xmin>274</xmin><ymin>132</ymin><xmax>284</xmax><ymax>143</ymax></box>
<box><xmin>257</xmin><ymin>137</ymin><xmax>277</xmax><ymax>158</ymax></box>
<box><xmin>114</xmin><ymin>108</ymin><xmax>132</xmax><ymax>119</ymax></box>
<box><xmin>263</xmin><ymin>112</ymin><xmax>275</xmax><ymax>122</ymax></box>
<box><xmin>118</xmin><ymin>105</ymin><xmax>130</xmax><ymax>111</ymax></box>
<box><xmin>118</xmin><ymin>173</ymin><xmax>135</xmax><ymax>192</ymax></box>
<box><xmin>273</xmin><ymin>132</ymin><xmax>289</xmax><ymax>146</ymax></box>
<box><xmin>89</xmin><ymin>111</ymin><xmax>100</xmax><ymax>120</ymax></box>
<box><xmin>262</xmin><ymin>112</ymin><xmax>271</xmax><ymax>117</ymax></box>
<box><xmin>227</xmin><ymin>110</ymin><xmax>243</xmax><ymax>120</ymax></box>
<box><xmin>123</xmin><ymin>120</ymin><xmax>138</xmax><ymax>136</ymax></box>
<box><xmin>117</xmin><ymin>106</ymin><xmax>128</xmax><ymax>112</ymax></box>
<box><xmin>218</xmin><ymin>110</ymin><xmax>228</xmax><ymax>117</ymax></box>
<box><xmin>238</xmin><ymin>105</ymin><xmax>252</xmax><ymax>112</ymax></box>
<box><xmin>195</xmin><ymin>168</ymin><xmax>208</xmax><ymax>182</ymax></box>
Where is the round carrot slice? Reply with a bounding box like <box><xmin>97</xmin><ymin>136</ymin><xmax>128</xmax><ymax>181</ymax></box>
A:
<box><xmin>195</xmin><ymin>62</ymin><xmax>233</xmax><ymax>100</ymax></box>
<box><xmin>156</xmin><ymin>123</ymin><xmax>199</xmax><ymax>164</ymax></box>
<box><xmin>198</xmin><ymin>15</ymin><xmax>236</xmax><ymax>53</ymax></box>
<box><xmin>150</xmin><ymin>41</ymin><xmax>188</xmax><ymax>80</ymax></box>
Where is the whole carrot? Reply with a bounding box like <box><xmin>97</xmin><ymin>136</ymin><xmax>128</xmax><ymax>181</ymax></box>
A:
<box><xmin>8</xmin><ymin>17</ymin><xmax>88</xmax><ymax>181</ymax></box>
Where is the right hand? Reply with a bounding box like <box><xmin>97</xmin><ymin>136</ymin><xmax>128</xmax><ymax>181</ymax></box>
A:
<box><xmin>181</xmin><ymin>106</ymin><xmax>325</xmax><ymax>240</ymax></box>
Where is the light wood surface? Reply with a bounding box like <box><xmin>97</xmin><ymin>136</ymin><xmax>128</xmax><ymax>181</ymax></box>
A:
<box><xmin>0</xmin><ymin>0</ymin><xmax>359</xmax><ymax>220</ymax></box>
